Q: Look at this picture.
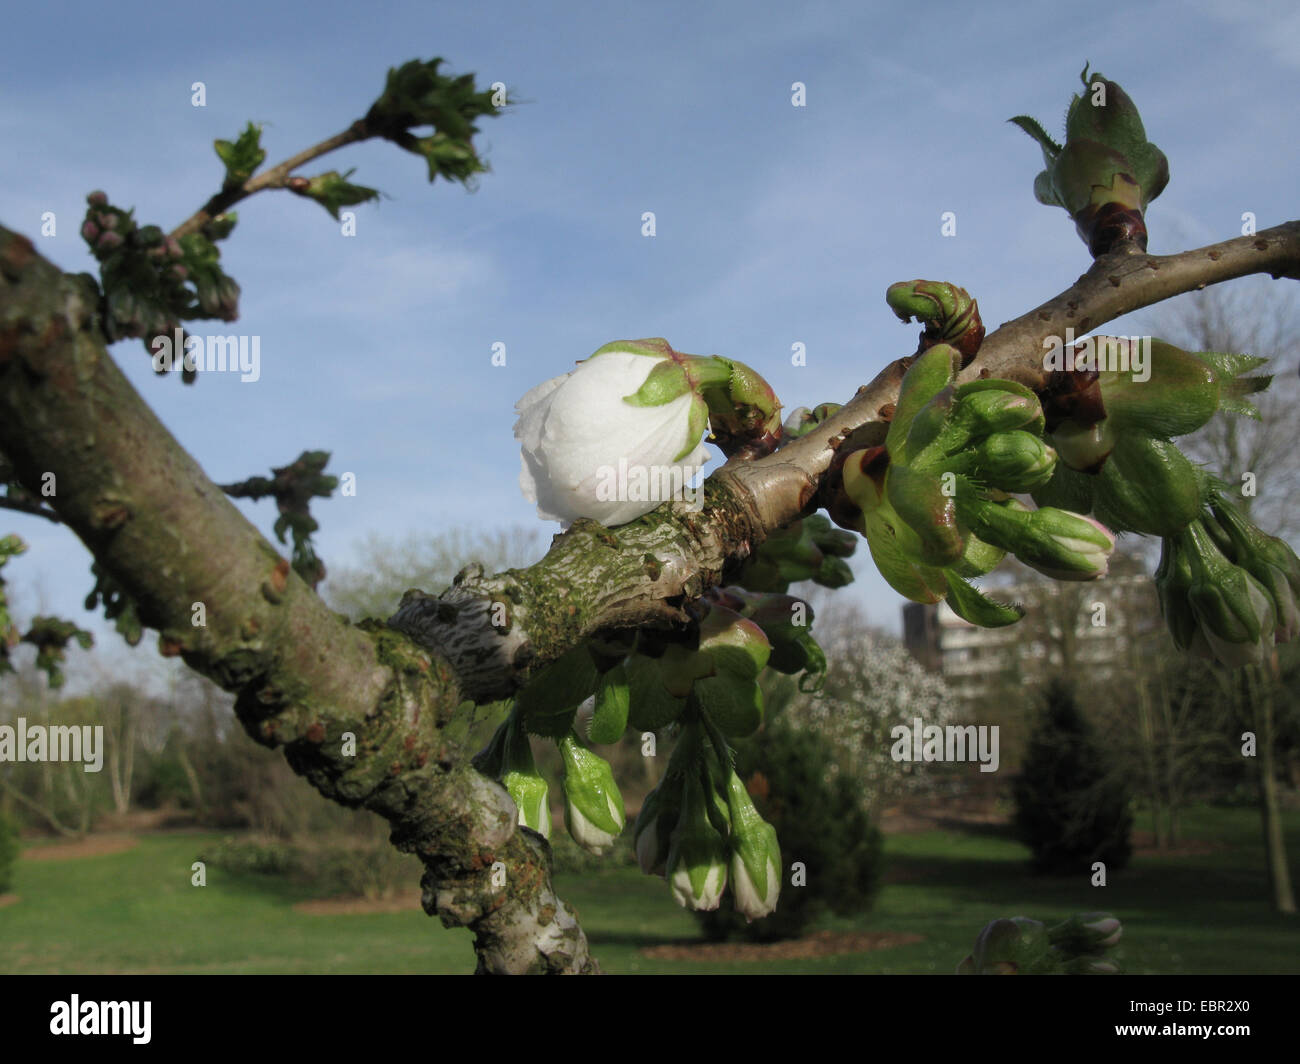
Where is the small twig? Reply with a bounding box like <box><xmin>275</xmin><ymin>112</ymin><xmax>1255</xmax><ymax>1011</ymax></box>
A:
<box><xmin>169</xmin><ymin>118</ymin><xmax>372</xmax><ymax>240</ymax></box>
<box><xmin>0</xmin><ymin>496</ymin><xmax>63</xmax><ymax>525</ymax></box>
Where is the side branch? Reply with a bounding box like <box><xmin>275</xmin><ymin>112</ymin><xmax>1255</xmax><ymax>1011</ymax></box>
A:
<box><xmin>0</xmin><ymin>496</ymin><xmax>63</xmax><ymax>524</ymax></box>
<box><xmin>169</xmin><ymin>119</ymin><xmax>372</xmax><ymax>241</ymax></box>
<box><xmin>391</xmin><ymin>222</ymin><xmax>1300</xmax><ymax>697</ymax></box>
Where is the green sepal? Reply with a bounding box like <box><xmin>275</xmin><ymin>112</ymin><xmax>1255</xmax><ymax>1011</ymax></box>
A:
<box><xmin>589</xmin><ymin>664</ymin><xmax>631</xmax><ymax>744</ymax></box>
<box><xmin>625</xmin><ymin>653</ymin><xmax>689</xmax><ymax>731</ymax></box>
<box><xmin>1031</xmin><ymin>459</ymin><xmax>1097</xmax><ymax>515</ymax></box>
<box><xmin>693</xmin><ymin>676</ymin><xmax>764</xmax><ymax>739</ymax></box>
<box><xmin>1092</xmin><ymin>434</ymin><xmax>1204</xmax><ymax>536</ymax></box>
<box><xmin>885</xmin><ymin>464</ymin><xmax>964</xmax><ymax>567</ymax></box>
<box><xmin>500</xmin><ymin>714</ymin><xmax>551</xmax><ymax>836</ymax></box>
<box><xmin>622</xmin><ymin>357</ymin><xmax>693</xmax><ymax>407</ymax></box>
<box><xmin>514</xmin><ymin>644</ymin><xmax>598</xmax><ymax>737</ymax></box>
<box><xmin>885</xmin><ymin>346</ymin><xmax>959</xmax><ymax>459</ymax></box>
<box><xmin>863</xmin><ymin>512</ymin><xmax>948</xmax><ymax>604</ymax></box>
<box><xmin>590</xmin><ymin>337</ymin><xmax>675</xmax><ymax>360</ymax></box>
<box><xmin>943</xmin><ymin>570</ymin><xmax>1024</xmax><ymax>628</ymax></box>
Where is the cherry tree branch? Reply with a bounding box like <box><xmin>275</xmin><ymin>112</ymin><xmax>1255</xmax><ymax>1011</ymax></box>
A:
<box><xmin>169</xmin><ymin>119</ymin><xmax>372</xmax><ymax>241</ymax></box>
<box><xmin>1</xmin><ymin>218</ymin><xmax>1296</xmax><ymax>974</ymax></box>
<box><xmin>0</xmin><ymin>225</ymin><xmax>595</xmax><ymax>974</ymax></box>
<box><xmin>392</xmin><ymin>222</ymin><xmax>1300</xmax><ymax>698</ymax></box>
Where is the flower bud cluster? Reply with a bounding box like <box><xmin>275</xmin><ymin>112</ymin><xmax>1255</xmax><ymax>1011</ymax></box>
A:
<box><xmin>80</xmin><ymin>191</ymin><xmax>241</xmax><ymax>364</ymax></box>
<box><xmin>826</xmin><ymin>343</ymin><xmax>1113</xmax><ymax>628</ymax></box>
<box><xmin>1156</xmin><ymin>492</ymin><xmax>1300</xmax><ymax>668</ymax></box>
<box><xmin>634</xmin><ymin>719</ymin><xmax>781</xmax><ymax>919</ymax></box>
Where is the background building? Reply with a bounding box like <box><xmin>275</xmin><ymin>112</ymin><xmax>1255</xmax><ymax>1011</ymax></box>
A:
<box><xmin>903</xmin><ymin>571</ymin><xmax>1164</xmax><ymax>709</ymax></box>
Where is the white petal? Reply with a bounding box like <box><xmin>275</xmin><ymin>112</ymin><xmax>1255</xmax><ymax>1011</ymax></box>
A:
<box><xmin>514</xmin><ymin>351</ymin><xmax>713</xmax><ymax>525</ymax></box>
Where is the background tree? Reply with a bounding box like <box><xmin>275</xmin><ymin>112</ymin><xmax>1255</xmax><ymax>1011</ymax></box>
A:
<box><xmin>326</xmin><ymin>526</ymin><xmax>542</xmax><ymax>622</ymax></box>
<box><xmin>1013</xmin><ymin>678</ymin><xmax>1134</xmax><ymax>875</ymax></box>
<box><xmin>783</xmin><ymin>607</ymin><xmax>961</xmax><ymax>818</ymax></box>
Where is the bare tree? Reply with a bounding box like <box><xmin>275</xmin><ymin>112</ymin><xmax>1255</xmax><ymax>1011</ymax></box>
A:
<box><xmin>326</xmin><ymin>526</ymin><xmax>542</xmax><ymax>622</ymax></box>
<box><xmin>1142</xmin><ymin>283</ymin><xmax>1300</xmax><ymax>538</ymax></box>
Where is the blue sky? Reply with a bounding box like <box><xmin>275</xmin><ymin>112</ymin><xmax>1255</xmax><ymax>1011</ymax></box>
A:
<box><xmin>2</xmin><ymin>0</ymin><xmax>1297</xmax><ymax>693</ymax></box>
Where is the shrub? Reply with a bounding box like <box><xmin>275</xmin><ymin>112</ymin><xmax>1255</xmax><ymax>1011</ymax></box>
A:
<box><xmin>1013</xmin><ymin>677</ymin><xmax>1133</xmax><ymax>875</ymax></box>
<box><xmin>0</xmin><ymin>810</ymin><xmax>21</xmax><ymax>893</ymax></box>
<box><xmin>694</xmin><ymin>717</ymin><xmax>885</xmax><ymax>942</ymax></box>
<box><xmin>198</xmin><ymin>832</ymin><xmax>424</xmax><ymax>899</ymax></box>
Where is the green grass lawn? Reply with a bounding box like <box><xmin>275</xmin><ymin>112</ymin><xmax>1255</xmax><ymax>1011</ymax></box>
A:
<box><xmin>2</xmin><ymin>804</ymin><xmax>1297</xmax><ymax>974</ymax></box>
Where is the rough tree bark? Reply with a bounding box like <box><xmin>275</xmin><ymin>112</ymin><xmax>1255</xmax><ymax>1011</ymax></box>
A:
<box><xmin>1</xmin><ymin>220</ymin><xmax>1298</xmax><ymax>972</ymax></box>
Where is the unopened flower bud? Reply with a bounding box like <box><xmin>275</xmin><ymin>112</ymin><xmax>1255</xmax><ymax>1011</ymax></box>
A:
<box><xmin>968</xmin><ymin>916</ymin><xmax>1054</xmax><ymax>974</ymax></box>
<box><xmin>947</xmin><ymin>380</ymin><xmax>1045</xmax><ymax>441</ymax></box>
<box><xmin>514</xmin><ymin>339</ymin><xmax>712</xmax><ymax>526</ymax></box>
<box><xmin>958</xmin><ymin>496</ymin><xmax>1113</xmax><ymax>581</ymax></box>
<box><xmin>1097</xmin><ymin>339</ymin><xmax>1218</xmax><ymax>438</ymax></box>
<box><xmin>633</xmin><ymin>776</ymin><xmax>682</xmax><ymax>876</ymax></box>
<box><xmin>1092</xmin><ymin>433</ymin><xmax>1204</xmax><ymax>536</ymax></box>
<box><xmin>500</xmin><ymin>719</ymin><xmax>551</xmax><ymax>838</ymax></box>
<box><xmin>1208</xmin><ymin>496</ymin><xmax>1300</xmax><ymax>644</ymax></box>
<box><xmin>1179</xmin><ymin>521</ymin><xmax>1276</xmax><ymax>667</ymax></box>
<box><xmin>666</xmin><ymin>772</ymin><xmax>728</xmax><ymax>911</ymax></box>
<box><xmin>1050</xmin><ymin>417</ymin><xmax>1115</xmax><ymax>473</ymax></box>
<box><xmin>953</xmin><ymin>430</ymin><xmax>1057</xmax><ymax>493</ymax></box>
<box><xmin>558</xmin><ymin>731</ymin><xmax>625</xmax><ymax>855</ymax></box>
<box><xmin>724</xmin><ymin>771</ymin><xmax>780</xmax><ymax>921</ymax></box>
<box><xmin>1048</xmin><ymin>911</ymin><xmax>1123</xmax><ymax>955</ymax></box>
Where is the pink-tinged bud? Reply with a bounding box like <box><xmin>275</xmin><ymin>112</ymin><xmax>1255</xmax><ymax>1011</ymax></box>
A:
<box><xmin>81</xmin><ymin>221</ymin><xmax>99</xmax><ymax>242</ymax></box>
<box><xmin>95</xmin><ymin>231</ymin><xmax>123</xmax><ymax>251</ymax></box>
<box><xmin>86</xmin><ymin>190</ymin><xmax>108</xmax><ymax>206</ymax></box>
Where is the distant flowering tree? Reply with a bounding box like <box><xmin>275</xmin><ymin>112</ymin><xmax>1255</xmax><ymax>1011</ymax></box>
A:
<box><xmin>1</xmin><ymin>58</ymin><xmax>1297</xmax><ymax>973</ymax></box>
<box><xmin>785</xmin><ymin>617</ymin><xmax>959</xmax><ymax>816</ymax></box>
